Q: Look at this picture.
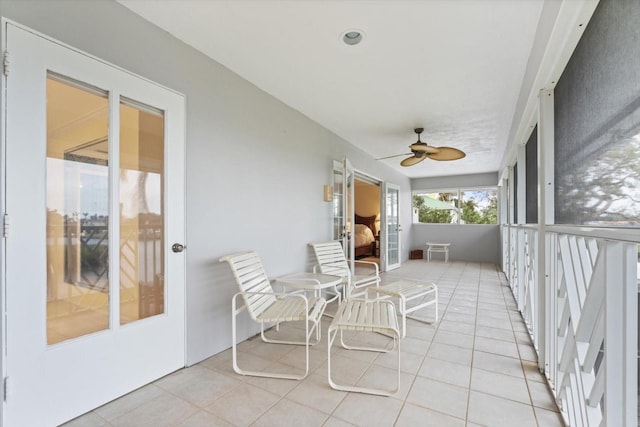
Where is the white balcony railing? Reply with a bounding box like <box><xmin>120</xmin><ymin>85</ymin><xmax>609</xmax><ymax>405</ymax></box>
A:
<box><xmin>502</xmin><ymin>224</ymin><xmax>638</xmax><ymax>426</ymax></box>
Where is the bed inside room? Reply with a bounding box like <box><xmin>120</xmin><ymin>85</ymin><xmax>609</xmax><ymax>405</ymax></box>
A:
<box><xmin>353</xmin><ymin>214</ymin><xmax>377</xmax><ymax>258</ymax></box>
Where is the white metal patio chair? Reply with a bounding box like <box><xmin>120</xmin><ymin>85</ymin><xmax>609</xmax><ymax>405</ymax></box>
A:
<box><xmin>309</xmin><ymin>241</ymin><xmax>380</xmax><ymax>299</ymax></box>
<box><xmin>219</xmin><ymin>251</ymin><xmax>327</xmax><ymax>380</ymax></box>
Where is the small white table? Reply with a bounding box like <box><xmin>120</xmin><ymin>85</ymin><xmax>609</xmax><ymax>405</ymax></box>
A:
<box><xmin>275</xmin><ymin>273</ymin><xmax>343</xmax><ymax>305</ymax></box>
<box><xmin>426</xmin><ymin>242</ymin><xmax>450</xmax><ymax>262</ymax></box>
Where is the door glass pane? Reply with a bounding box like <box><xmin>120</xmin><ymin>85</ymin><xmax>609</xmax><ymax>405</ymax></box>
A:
<box><xmin>387</xmin><ymin>187</ymin><xmax>399</xmax><ymax>265</ymax></box>
<box><xmin>119</xmin><ymin>99</ymin><xmax>165</xmax><ymax>324</ymax></box>
<box><xmin>332</xmin><ymin>168</ymin><xmax>343</xmax><ymax>241</ymax></box>
<box><xmin>46</xmin><ymin>74</ymin><xmax>110</xmax><ymax>345</ymax></box>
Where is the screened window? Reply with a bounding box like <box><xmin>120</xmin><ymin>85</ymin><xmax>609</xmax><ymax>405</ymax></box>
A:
<box><xmin>525</xmin><ymin>126</ymin><xmax>538</xmax><ymax>224</ymax></box>
<box><xmin>413</xmin><ymin>188</ymin><xmax>498</xmax><ymax>224</ymax></box>
<box><xmin>554</xmin><ymin>1</ymin><xmax>640</xmax><ymax>227</ymax></box>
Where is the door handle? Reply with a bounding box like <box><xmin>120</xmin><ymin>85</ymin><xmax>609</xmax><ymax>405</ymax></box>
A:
<box><xmin>172</xmin><ymin>243</ymin><xmax>185</xmax><ymax>253</ymax></box>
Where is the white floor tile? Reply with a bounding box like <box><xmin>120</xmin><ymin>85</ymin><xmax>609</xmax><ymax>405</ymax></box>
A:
<box><xmin>470</xmin><ymin>368</ymin><xmax>531</xmax><ymax>404</ymax></box>
<box><xmin>473</xmin><ymin>350</ymin><xmax>525</xmax><ymax>378</ymax></box>
<box><xmin>474</xmin><ymin>335</ymin><xmax>520</xmax><ymax>359</ymax></box>
<box><xmin>406</xmin><ymin>377</ymin><xmax>469</xmax><ymax>419</ymax></box>
<box><xmin>433</xmin><ymin>330</ymin><xmax>475</xmax><ymax>349</ymax></box>
<box><xmin>419</xmin><ymin>357</ymin><xmax>471</xmax><ymax>388</ymax></box>
<box><xmin>467</xmin><ymin>390</ymin><xmax>537</xmax><ymax>427</ymax></box>
<box><xmin>332</xmin><ymin>392</ymin><xmax>403</xmax><ymax>426</ymax></box>
<box><xmin>395</xmin><ymin>403</ymin><xmax>465</xmax><ymax>427</ymax></box>
<box><xmin>534</xmin><ymin>406</ymin><xmax>565</xmax><ymax>426</ymax></box>
<box><xmin>178</xmin><ymin>410</ymin><xmax>234</xmax><ymax>427</ymax></box>
<box><xmin>427</xmin><ymin>342</ymin><xmax>473</xmax><ymax>366</ymax></box>
<box><xmin>252</xmin><ymin>398</ymin><xmax>328</xmax><ymax>427</ymax></box>
<box><xmin>205</xmin><ymin>383</ymin><xmax>280</xmax><ymax>425</ymax></box>
<box><xmin>528</xmin><ymin>380</ymin><xmax>560</xmax><ymax>411</ymax></box>
<box><xmin>110</xmin><ymin>393</ymin><xmax>199</xmax><ymax>427</ymax></box>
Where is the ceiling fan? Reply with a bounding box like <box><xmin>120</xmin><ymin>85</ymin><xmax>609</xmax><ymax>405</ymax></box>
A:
<box><xmin>378</xmin><ymin>128</ymin><xmax>466</xmax><ymax>166</ymax></box>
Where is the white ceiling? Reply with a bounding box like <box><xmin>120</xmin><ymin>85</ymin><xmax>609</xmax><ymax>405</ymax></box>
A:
<box><xmin>117</xmin><ymin>0</ymin><xmax>549</xmax><ymax>178</ymax></box>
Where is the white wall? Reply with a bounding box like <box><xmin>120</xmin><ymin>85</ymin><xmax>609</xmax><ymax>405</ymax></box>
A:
<box><xmin>1</xmin><ymin>0</ymin><xmax>412</xmax><ymax>365</ymax></box>
<box><xmin>411</xmin><ymin>172</ymin><xmax>500</xmax><ymax>263</ymax></box>
<box><xmin>411</xmin><ymin>224</ymin><xmax>500</xmax><ymax>263</ymax></box>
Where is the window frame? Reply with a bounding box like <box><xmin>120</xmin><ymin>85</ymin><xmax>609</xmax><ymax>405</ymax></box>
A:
<box><xmin>412</xmin><ymin>186</ymin><xmax>499</xmax><ymax>225</ymax></box>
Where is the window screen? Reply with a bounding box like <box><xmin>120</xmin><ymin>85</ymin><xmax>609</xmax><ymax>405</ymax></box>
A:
<box><xmin>525</xmin><ymin>126</ymin><xmax>538</xmax><ymax>224</ymax></box>
<box><xmin>554</xmin><ymin>0</ymin><xmax>640</xmax><ymax>226</ymax></box>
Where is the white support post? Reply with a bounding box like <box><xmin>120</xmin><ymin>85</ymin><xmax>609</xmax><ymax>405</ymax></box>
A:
<box><xmin>545</xmin><ymin>232</ymin><xmax>557</xmax><ymax>388</ymax></box>
<box><xmin>508</xmin><ymin>165</ymin><xmax>516</xmax><ymax>285</ymax></box>
<box><xmin>516</xmin><ymin>146</ymin><xmax>526</xmax><ymax>311</ymax></box>
<box><xmin>537</xmin><ymin>88</ymin><xmax>554</xmax><ymax>373</ymax></box>
<box><xmin>499</xmin><ymin>176</ymin><xmax>509</xmax><ymax>273</ymax></box>
<box><xmin>622</xmin><ymin>243</ymin><xmax>638</xmax><ymax>427</ymax></box>
<box><xmin>603</xmin><ymin>242</ymin><xmax>638</xmax><ymax>426</ymax></box>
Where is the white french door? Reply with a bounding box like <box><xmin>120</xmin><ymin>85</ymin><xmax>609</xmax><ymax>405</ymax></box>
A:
<box><xmin>384</xmin><ymin>183</ymin><xmax>401</xmax><ymax>271</ymax></box>
<box><xmin>343</xmin><ymin>159</ymin><xmax>355</xmax><ymax>270</ymax></box>
<box><xmin>331</xmin><ymin>158</ymin><xmax>355</xmax><ymax>270</ymax></box>
<box><xmin>2</xmin><ymin>23</ymin><xmax>186</xmax><ymax>426</ymax></box>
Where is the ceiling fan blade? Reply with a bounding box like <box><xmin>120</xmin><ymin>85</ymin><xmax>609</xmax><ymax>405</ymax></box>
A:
<box><xmin>400</xmin><ymin>154</ymin><xmax>427</xmax><ymax>167</ymax></box>
<box><xmin>409</xmin><ymin>143</ymin><xmax>440</xmax><ymax>154</ymax></box>
<box><xmin>427</xmin><ymin>147</ymin><xmax>466</xmax><ymax>161</ymax></box>
<box><xmin>377</xmin><ymin>153</ymin><xmax>411</xmax><ymax>160</ymax></box>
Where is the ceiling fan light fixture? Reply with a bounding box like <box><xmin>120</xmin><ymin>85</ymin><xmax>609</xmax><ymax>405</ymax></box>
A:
<box><xmin>377</xmin><ymin>126</ymin><xmax>466</xmax><ymax>167</ymax></box>
<box><xmin>410</xmin><ymin>142</ymin><xmax>440</xmax><ymax>154</ymax></box>
<box><xmin>409</xmin><ymin>127</ymin><xmax>438</xmax><ymax>154</ymax></box>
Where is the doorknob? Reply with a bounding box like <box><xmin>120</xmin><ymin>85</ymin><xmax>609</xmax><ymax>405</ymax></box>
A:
<box><xmin>172</xmin><ymin>243</ymin><xmax>185</xmax><ymax>253</ymax></box>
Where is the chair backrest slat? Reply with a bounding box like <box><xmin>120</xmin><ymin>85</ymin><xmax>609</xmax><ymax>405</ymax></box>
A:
<box><xmin>309</xmin><ymin>242</ymin><xmax>351</xmax><ymax>278</ymax></box>
<box><xmin>220</xmin><ymin>251</ymin><xmax>277</xmax><ymax>319</ymax></box>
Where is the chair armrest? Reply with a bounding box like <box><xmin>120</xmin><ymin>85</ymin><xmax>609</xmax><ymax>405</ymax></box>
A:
<box><xmin>235</xmin><ymin>290</ymin><xmax>307</xmax><ymax>299</ymax></box>
<box><xmin>353</xmin><ymin>259</ymin><xmax>380</xmax><ymax>275</ymax></box>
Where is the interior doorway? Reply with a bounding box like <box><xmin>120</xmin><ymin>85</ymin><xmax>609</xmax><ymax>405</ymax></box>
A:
<box><xmin>354</xmin><ymin>174</ymin><xmax>381</xmax><ymax>266</ymax></box>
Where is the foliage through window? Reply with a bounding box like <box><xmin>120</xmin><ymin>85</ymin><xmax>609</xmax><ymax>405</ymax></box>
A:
<box><xmin>413</xmin><ymin>188</ymin><xmax>498</xmax><ymax>224</ymax></box>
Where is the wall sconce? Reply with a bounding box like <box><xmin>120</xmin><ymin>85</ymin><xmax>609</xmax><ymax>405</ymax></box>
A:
<box><xmin>323</xmin><ymin>185</ymin><xmax>333</xmax><ymax>202</ymax></box>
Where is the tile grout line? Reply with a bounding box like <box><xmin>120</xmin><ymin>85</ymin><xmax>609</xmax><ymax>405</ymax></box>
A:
<box><xmin>462</xmin><ymin>262</ymin><xmax>481</xmax><ymax>426</ymax></box>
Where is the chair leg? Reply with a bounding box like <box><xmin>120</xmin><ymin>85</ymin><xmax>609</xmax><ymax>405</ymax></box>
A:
<box><xmin>260</xmin><ymin>318</ymin><xmax>322</xmax><ymax>346</ymax></box>
<box><xmin>338</xmin><ymin>329</ymin><xmax>397</xmax><ymax>353</ymax></box>
<box><xmin>327</xmin><ymin>327</ymin><xmax>400</xmax><ymax>396</ymax></box>
<box><xmin>401</xmin><ymin>289</ymin><xmax>439</xmax><ymax>336</ymax></box>
<box><xmin>231</xmin><ymin>294</ymin><xmax>310</xmax><ymax>380</ymax></box>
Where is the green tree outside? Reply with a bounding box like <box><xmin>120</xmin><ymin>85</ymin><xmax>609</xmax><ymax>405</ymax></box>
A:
<box><xmin>414</xmin><ymin>190</ymin><xmax>497</xmax><ymax>224</ymax></box>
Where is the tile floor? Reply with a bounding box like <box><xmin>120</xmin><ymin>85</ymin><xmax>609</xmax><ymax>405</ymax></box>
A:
<box><xmin>63</xmin><ymin>260</ymin><xmax>565</xmax><ymax>427</ymax></box>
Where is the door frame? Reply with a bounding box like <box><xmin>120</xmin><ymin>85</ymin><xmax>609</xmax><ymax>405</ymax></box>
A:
<box><xmin>0</xmin><ymin>19</ymin><xmax>7</xmax><ymax>427</ymax></box>
<box><xmin>332</xmin><ymin>158</ymin><xmax>400</xmax><ymax>273</ymax></box>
